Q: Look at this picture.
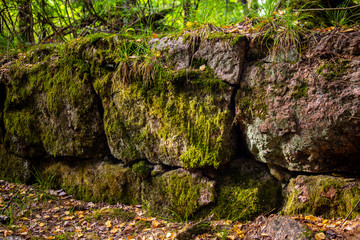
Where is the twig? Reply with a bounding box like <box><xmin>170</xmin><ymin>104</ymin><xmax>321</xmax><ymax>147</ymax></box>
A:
<box><xmin>339</xmin><ymin>197</ymin><xmax>360</xmax><ymax>227</ymax></box>
<box><xmin>294</xmin><ymin>4</ymin><xmax>360</xmax><ymax>12</ymax></box>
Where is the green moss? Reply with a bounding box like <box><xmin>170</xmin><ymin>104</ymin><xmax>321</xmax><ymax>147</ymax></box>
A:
<box><xmin>316</xmin><ymin>59</ymin><xmax>350</xmax><ymax>81</ymax></box>
<box><xmin>0</xmin><ymin>143</ymin><xmax>31</xmax><ymax>182</ymax></box>
<box><xmin>4</xmin><ymin>109</ymin><xmax>41</xmax><ymax>145</ymax></box>
<box><xmin>205</xmin><ymin>32</ymin><xmax>245</xmax><ymax>46</ymax></box>
<box><xmin>211</xmin><ymin>164</ymin><xmax>282</xmax><ymax>221</ymax></box>
<box><xmin>142</xmin><ymin>170</ymin><xmax>213</xmax><ymax>220</ymax></box>
<box><xmin>238</xmin><ymin>86</ymin><xmax>268</xmax><ymax>120</ymax></box>
<box><xmin>291</xmin><ymin>82</ymin><xmax>308</xmax><ymax>100</ymax></box>
<box><xmin>132</xmin><ymin>161</ymin><xmax>151</xmax><ymax>179</ymax></box>
<box><xmin>43</xmin><ymin>162</ymin><xmax>141</xmax><ymax>204</ymax></box>
<box><xmin>283</xmin><ymin>175</ymin><xmax>360</xmax><ymax>219</ymax></box>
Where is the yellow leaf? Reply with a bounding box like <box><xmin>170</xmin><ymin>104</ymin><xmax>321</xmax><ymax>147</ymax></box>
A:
<box><xmin>315</xmin><ymin>232</ymin><xmax>326</xmax><ymax>240</ymax></box>
<box><xmin>65</xmin><ymin>211</ymin><xmax>70</xmax><ymax>215</ymax></box>
<box><xmin>110</xmin><ymin>227</ymin><xmax>119</xmax><ymax>233</ymax></box>
<box><xmin>40</xmin><ymin>194</ymin><xmax>44</xmax><ymax>200</ymax></box>
<box><xmin>46</xmin><ymin>237</ymin><xmax>55</xmax><ymax>239</ymax></box>
<box><xmin>186</xmin><ymin>22</ymin><xmax>194</xmax><ymax>29</ymax></box>
<box><xmin>152</xmin><ymin>219</ymin><xmax>161</xmax><ymax>228</ymax></box>
<box><xmin>154</xmin><ymin>51</ymin><xmax>161</xmax><ymax>58</ymax></box>
<box><xmin>151</xmin><ymin>34</ymin><xmax>159</xmax><ymax>38</ymax></box>
<box><xmin>39</xmin><ymin>222</ymin><xmax>46</xmax><ymax>227</ymax></box>
<box><xmin>199</xmin><ymin>65</ymin><xmax>206</xmax><ymax>71</ymax></box>
<box><xmin>78</xmin><ymin>214</ymin><xmax>84</xmax><ymax>219</ymax></box>
<box><xmin>78</xmin><ymin>233</ymin><xmax>83</xmax><ymax>237</ymax></box>
<box><xmin>106</xmin><ymin>220</ymin><xmax>112</xmax><ymax>228</ymax></box>
<box><xmin>62</xmin><ymin>216</ymin><xmax>75</xmax><ymax>220</ymax></box>
<box><xmin>21</xmin><ymin>217</ymin><xmax>29</xmax><ymax>221</ymax></box>
<box><xmin>28</xmin><ymin>193</ymin><xmax>34</xmax><ymax>198</ymax></box>
<box><xmin>305</xmin><ymin>215</ymin><xmax>317</xmax><ymax>222</ymax></box>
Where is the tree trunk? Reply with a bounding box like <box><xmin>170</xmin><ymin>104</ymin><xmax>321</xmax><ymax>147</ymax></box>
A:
<box><xmin>18</xmin><ymin>0</ymin><xmax>35</xmax><ymax>44</ymax></box>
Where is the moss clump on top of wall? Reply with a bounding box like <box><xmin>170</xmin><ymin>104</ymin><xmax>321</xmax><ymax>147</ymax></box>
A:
<box><xmin>283</xmin><ymin>175</ymin><xmax>360</xmax><ymax>219</ymax></box>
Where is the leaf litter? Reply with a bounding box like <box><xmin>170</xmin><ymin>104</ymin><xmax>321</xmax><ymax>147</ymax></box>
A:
<box><xmin>1</xmin><ymin>179</ymin><xmax>360</xmax><ymax>239</ymax></box>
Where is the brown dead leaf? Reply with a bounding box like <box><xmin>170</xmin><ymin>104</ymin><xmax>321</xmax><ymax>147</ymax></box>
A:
<box><xmin>152</xmin><ymin>219</ymin><xmax>162</xmax><ymax>228</ymax></box>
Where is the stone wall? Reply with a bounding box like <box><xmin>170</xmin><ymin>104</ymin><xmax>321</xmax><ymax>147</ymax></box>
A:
<box><xmin>0</xmin><ymin>30</ymin><xmax>359</xmax><ymax>220</ymax></box>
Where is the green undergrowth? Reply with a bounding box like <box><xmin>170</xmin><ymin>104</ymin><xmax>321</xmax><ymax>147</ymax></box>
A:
<box><xmin>283</xmin><ymin>175</ymin><xmax>360</xmax><ymax>219</ymax></box>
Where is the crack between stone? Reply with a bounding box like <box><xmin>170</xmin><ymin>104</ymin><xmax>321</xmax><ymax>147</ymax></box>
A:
<box><xmin>88</xmin><ymin>81</ymin><xmax>116</xmax><ymax>162</ymax></box>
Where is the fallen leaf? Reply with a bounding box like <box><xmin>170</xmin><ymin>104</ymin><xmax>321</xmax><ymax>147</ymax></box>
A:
<box><xmin>152</xmin><ymin>219</ymin><xmax>162</xmax><ymax>228</ymax></box>
<box><xmin>39</xmin><ymin>222</ymin><xmax>46</xmax><ymax>227</ymax></box>
<box><xmin>305</xmin><ymin>215</ymin><xmax>317</xmax><ymax>222</ymax></box>
<box><xmin>315</xmin><ymin>232</ymin><xmax>326</xmax><ymax>240</ymax></box>
<box><xmin>199</xmin><ymin>65</ymin><xmax>206</xmax><ymax>71</ymax></box>
<box><xmin>106</xmin><ymin>220</ymin><xmax>112</xmax><ymax>228</ymax></box>
<box><xmin>62</xmin><ymin>216</ymin><xmax>75</xmax><ymax>220</ymax></box>
<box><xmin>110</xmin><ymin>227</ymin><xmax>120</xmax><ymax>233</ymax></box>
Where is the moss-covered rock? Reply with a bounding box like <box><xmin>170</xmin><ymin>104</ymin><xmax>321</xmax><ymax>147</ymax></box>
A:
<box><xmin>142</xmin><ymin>169</ymin><xmax>215</xmax><ymax>219</ymax></box>
<box><xmin>211</xmin><ymin>158</ymin><xmax>283</xmax><ymax>221</ymax></box>
<box><xmin>43</xmin><ymin>161</ymin><xmax>142</xmax><ymax>204</ymax></box>
<box><xmin>0</xmin><ymin>143</ymin><xmax>31</xmax><ymax>183</ymax></box>
<box><xmin>103</xmin><ymin>63</ymin><xmax>236</xmax><ymax>168</ymax></box>
<box><xmin>1</xmin><ymin>38</ymin><xmax>110</xmax><ymax>159</ymax></box>
<box><xmin>283</xmin><ymin>175</ymin><xmax>360</xmax><ymax>219</ymax></box>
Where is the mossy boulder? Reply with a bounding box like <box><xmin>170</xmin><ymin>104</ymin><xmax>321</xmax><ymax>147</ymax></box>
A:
<box><xmin>283</xmin><ymin>175</ymin><xmax>360</xmax><ymax>219</ymax></box>
<box><xmin>0</xmin><ymin>40</ymin><xmax>109</xmax><ymax>159</ymax></box>
<box><xmin>102</xmin><ymin>61</ymin><xmax>236</xmax><ymax>168</ymax></box>
<box><xmin>43</xmin><ymin>161</ymin><xmax>143</xmax><ymax>204</ymax></box>
<box><xmin>141</xmin><ymin>169</ymin><xmax>215</xmax><ymax>219</ymax></box>
<box><xmin>211</xmin><ymin>158</ymin><xmax>283</xmax><ymax>221</ymax></box>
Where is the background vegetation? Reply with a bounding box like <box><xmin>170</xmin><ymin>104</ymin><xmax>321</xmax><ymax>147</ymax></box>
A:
<box><xmin>1</xmin><ymin>0</ymin><xmax>360</xmax><ymax>55</ymax></box>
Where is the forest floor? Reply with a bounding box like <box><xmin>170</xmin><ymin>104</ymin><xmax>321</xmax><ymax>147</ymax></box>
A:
<box><xmin>1</xmin><ymin>180</ymin><xmax>360</xmax><ymax>240</ymax></box>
